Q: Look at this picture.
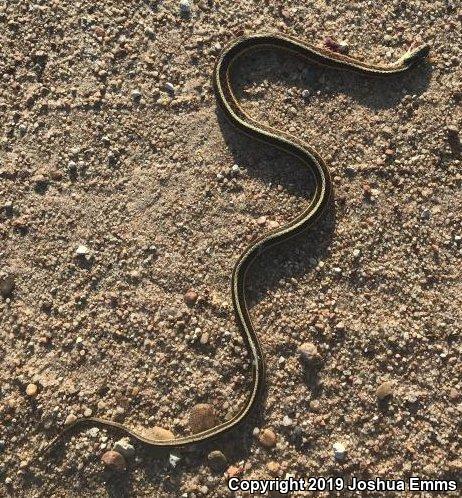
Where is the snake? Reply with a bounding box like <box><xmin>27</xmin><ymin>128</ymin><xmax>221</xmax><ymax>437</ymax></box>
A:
<box><xmin>41</xmin><ymin>33</ymin><xmax>429</xmax><ymax>456</ymax></box>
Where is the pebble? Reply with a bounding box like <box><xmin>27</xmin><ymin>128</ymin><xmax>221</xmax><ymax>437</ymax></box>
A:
<box><xmin>64</xmin><ymin>413</ymin><xmax>77</xmax><ymax>426</ymax></box>
<box><xmin>184</xmin><ymin>289</ymin><xmax>198</xmax><ymax>306</ymax></box>
<box><xmin>258</xmin><ymin>428</ymin><xmax>277</xmax><ymax>448</ymax></box>
<box><xmin>256</xmin><ymin>215</ymin><xmax>267</xmax><ymax>226</ymax></box>
<box><xmin>131</xmin><ymin>89</ymin><xmax>142</xmax><ymax>100</ymax></box>
<box><xmin>199</xmin><ymin>332</ymin><xmax>209</xmax><ymax>345</ymax></box>
<box><xmin>83</xmin><ymin>408</ymin><xmax>92</xmax><ymax>417</ymax></box>
<box><xmin>324</xmin><ymin>37</ymin><xmax>349</xmax><ymax>54</ymax></box>
<box><xmin>352</xmin><ymin>248</ymin><xmax>361</xmax><ymax>258</ymax></box>
<box><xmin>301</xmin><ymin>89</ymin><xmax>310</xmax><ymax>99</ymax></box>
<box><xmin>297</xmin><ymin>342</ymin><xmax>321</xmax><ymax>365</ymax></box>
<box><xmin>25</xmin><ymin>384</ymin><xmax>38</xmax><ymax>397</ymax></box>
<box><xmin>226</xmin><ymin>465</ymin><xmax>244</xmax><ymax>478</ymax></box>
<box><xmin>169</xmin><ymin>453</ymin><xmax>181</xmax><ymax>467</ymax></box>
<box><xmin>165</xmin><ymin>82</ymin><xmax>175</xmax><ymax>93</ymax></box>
<box><xmin>333</xmin><ymin>442</ymin><xmax>346</xmax><ymax>460</ymax></box>
<box><xmin>113</xmin><ymin>438</ymin><xmax>135</xmax><ymax>460</ymax></box>
<box><xmin>207</xmin><ymin>450</ymin><xmax>228</xmax><ymax>471</ymax></box>
<box><xmin>145</xmin><ymin>426</ymin><xmax>175</xmax><ymax>441</ymax></box>
<box><xmin>309</xmin><ymin>399</ymin><xmax>321</xmax><ymax>412</ymax></box>
<box><xmin>376</xmin><ymin>381</ymin><xmax>394</xmax><ymax>401</ymax></box>
<box><xmin>179</xmin><ymin>0</ymin><xmax>192</xmax><ymax>16</ymax></box>
<box><xmin>0</xmin><ymin>274</ymin><xmax>15</xmax><ymax>298</ymax></box>
<box><xmin>448</xmin><ymin>388</ymin><xmax>460</xmax><ymax>401</ymax></box>
<box><xmin>345</xmin><ymin>165</ymin><xmax>357</xmax><ymax>175</ymax></box>
<box><xmin>282</xmin><ymin>415</ymin><xmax>293</xmax><ymax>427</ymax></box>
<box><xmin>189</xmin><ymin>404</ymin><xmax>217</xmax><ymax>433</ymax></box>
<box><xmin>266</xmin><ymin>461</ymin><xmax>280</xmax><ymax>475</ymax></box>
<box><xmin>101</xmin><ymin>450</ymin><xmax>126</xmax><ymax>471</ymax></box>
<box><xmin>75</xmin><ymin>245</ymin><xmax>90</xmax><ymax>256</ymax></box>
<box><xmin>3</xmin><ymin>201</ymin><xmax>13</xmax><ymax>213</ymax></box>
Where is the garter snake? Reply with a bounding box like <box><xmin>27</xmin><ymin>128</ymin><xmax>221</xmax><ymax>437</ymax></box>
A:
<box><xmin>42</xmin><ymin>33</ymin><xmax>429</xmax><ymax>455</ymax></box>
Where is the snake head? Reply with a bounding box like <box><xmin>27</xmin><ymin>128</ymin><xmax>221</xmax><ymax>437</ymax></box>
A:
<box><xmin>399</xmin><ymin>44</ymin><xmax>431</xmax><ymax>65</ymax></box>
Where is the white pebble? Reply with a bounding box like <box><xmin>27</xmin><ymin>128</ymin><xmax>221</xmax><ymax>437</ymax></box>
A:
<box><xmin>75</xmin><ymin>245</ymin><xmax>90</xmax><ymax>256</ymax></box>
<box><xmin>282</xmin><ymin>415</ymin><xmax>293</xmax><ymax>427</ymax></box>
<box><xmin>114</xmin><ymin>438</ymin><xmax>136</xmax><ymax>459</ymax></box>
<box><xmin>333</xmin><ymin>442</ymin><xmax>347</xmax><ymax>460</ymax></box>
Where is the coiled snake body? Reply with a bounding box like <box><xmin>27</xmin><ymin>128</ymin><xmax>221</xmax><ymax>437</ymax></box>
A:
<box><xmin>42</xmin><ymin>33</ymin><xmax>429</xmax><ymax>454</ymax></box>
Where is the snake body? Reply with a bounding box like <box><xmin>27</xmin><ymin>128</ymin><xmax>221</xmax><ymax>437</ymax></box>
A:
<box><xmin>42</xmin><ymin>33</ymin><xmax>429</xmax><ymax>454</ymax></box>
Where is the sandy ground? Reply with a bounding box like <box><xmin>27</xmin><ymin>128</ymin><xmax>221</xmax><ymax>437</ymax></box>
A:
<box><xmin>0</xmin><ymin>0</ymin><xmax>461</xmax><ymax>496</ymax></box>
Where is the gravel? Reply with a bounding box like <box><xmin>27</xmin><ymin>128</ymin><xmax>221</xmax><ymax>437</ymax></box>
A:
<box><xmin>101</xmin><ymin>450</ymin><xmax>126</xmax><ymax>471</ymax></box>
<box><xmin>0</xmin><ymin>0</ymin><xmax>460</xmax><ymax>495</ymax></box>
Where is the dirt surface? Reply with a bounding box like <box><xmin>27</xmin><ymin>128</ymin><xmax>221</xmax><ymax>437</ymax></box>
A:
<box><xmin>0</xmin><ymin>0</ymin><xmax>461</xmax><ymax>496</ymax></box>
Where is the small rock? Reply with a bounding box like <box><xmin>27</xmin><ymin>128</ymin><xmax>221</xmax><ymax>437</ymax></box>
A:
<box><xmin>376</xmin><ymin>380</ymin><xmax>394</xmax><ymax>401</ymax></box>
<box><xmin>333</xmin><ymin>442</ymin><xmax>346</xmax><ymax>460</ymax></box>
<box><xmin>309</xmin><ymin>399</ymin><xmax>321</xmax><ymax>412</ymax></box>
<box><xmin>199</xmin><ymin>332</ymin><xmax>209</xmax><ymax>345</ymax></box>
<box><xmin>64</xmin><ymin>413</ymin><xmax>77</xmax><ymax>426</ymax></box>
<box><xmin>207</xmin><ymin>450</ymin><xmax>228</xmax><ymax>471</ymax></box>
<box><xmin>381</xmin><ymin>126</ymin><xmax>393</xmax><ymax>138</ymax></box>
<box><xmin>184</xmin><ymin>289</ymin><xmax>198</xmax><ymax>306</ymax></box>
<box><xmin>75</xmin><ymin>245</ymin><xmax>90</xmax><ymax>256</ymax></box>
<box><xmin>83</xmin><ymin>408</ymin><xmax>93</xmax><ymax>417</ymax></box>
<box><xmin>352</xmin><ymin>248</ymin><xmax>361</xmax><ymax>258</ymax></box>
<box><xmin>301</xmin><ymin>89</ymin><xmax>310</xmax><ymax>99</ymax></box>
<box><xmin>282</xmin><ymin>415</ymin><xmax>292</xmax><ymax>427</ymax></box>
<box><xmin>189</xmin><ymin>404</ymin><xmax>217</xmax><ymax>433</ymax></box>
<box><xmin>101</xmin><ymin>450</ymin><xmax>126</xmax><ymax>471</ymax></box>
<box><xmin>226</xmin><ymin>465</ymin><xmax>244</xmax><ymax>478</ymax></box>
<box><xmin>145</xmin><ymin>27</ymin><xmax>155</xmax><ymax>38</ymax></box>
<box><xmin>258</xmin><ymin>428</ymin><xmax>277</xmax><ymax>448</ymax></box>
<box><xmin>0</xmin><ymin>275</ymin><xmax>15</xmax><ymax>298</ymax></box>
<box><xmin>114</xmin><ymin>438</ymin><xmax>135</xmax><ymax>460</ymax></box>
<box><xmin>297</xmin><ymin>342</ymin><xmax>321</xmax><ymax>365</ymax></box>
<box><xmin>25</xmin><ymin>384</ymin><xmax>38</xmax><ymax>397</ymax></box>
<box><xmin>165</xmin><ymin>82</ymin><xmax>175</xmax><ymax>93</ymax></box>
<box><xmin>145</xmin><ymin>426</ymin><xmax>175</xmax><ymax>441</ymax></box>
<box><xmin>131</xmin><ymin>89</ymin><xmax>142</xmax><ymax>100</ymax></box>
<box><xmin>88</xmin><ymin>427</ymin><xmax>99</xmax><ymax>438</ymax></box>
<box><xmin>169</xmin><ymin>453</ymin><xmax>181</xmax><ymax>467</ymax></box>
<box><xmin>179</xmin><ymin>0</ymin><xmax>192</xmax><ymax>16</ymax></box>
<box><xmin>266</xmin><ymin>461</ymin><xmax>280</xmax><ymax>475</ymax></box>
<box><xmin>3</xmin><ymin>201</ymin><xmax>13</xmax><ymax>214</ymax></box>
<box><xmin>324</xmin><ymin>37</ymin><xmax>349</xmax><ymax>54</ymax></box>
<box><xmin>345</xmin><ymin>165</ymin><xmax>357</xmax><ymax>175</ymax></box>
<box><xmin>256</xmin><ymin>216</ymin><xmax>267</xmax><ymax>226</ymax></box>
